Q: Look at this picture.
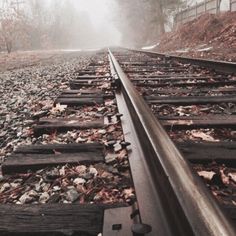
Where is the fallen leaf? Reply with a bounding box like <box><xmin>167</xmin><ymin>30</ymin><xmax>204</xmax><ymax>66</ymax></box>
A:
<box><xmin>53</xmin><ymin>149</ymin><xmax>61</xmax><ymax>155</ymax></box>
<box><xmin>198</xmin><ymin>171</ymin><xmax>215</xmax><ymax>181</ymax></box>
<box><xmin>220</xmin><ymin>169</ymin><xmax>229</xmax><ymax>185</ymax></box>
<box><xmin>118</xmin><ymin>149</ymin><xmax>128</xmax><ymax>159</ymax></box>
<box><xmin>191</xmin><ymin>130</ymin><xmax>219</xmax><ymax>142</ymax></box>
<box><xmin>50</xmin><ymin>104</ymin><xmax>67</xmax><ymax>114</ymax></box>
<box><xmin>229</xmin><ymin>173</ymin><xmax>236</xmax><ymax>184</ymax></box>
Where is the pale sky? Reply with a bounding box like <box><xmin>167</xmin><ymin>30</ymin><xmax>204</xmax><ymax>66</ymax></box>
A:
<box><xmin>63</xmin><ymin>0</ymin><xmax>121</xmax><ymax>46</ymax></box>
<box><xmin>74</xmin><ymin>0</ymin><xmax>110</xmax><ymax>26</ymax></box>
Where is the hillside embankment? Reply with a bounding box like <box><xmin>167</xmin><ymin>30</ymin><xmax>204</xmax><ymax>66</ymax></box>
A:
<box><xmin>156</xmin><ymin>12</ymin><xmax>236</xmax><ymax>62</ymax></box>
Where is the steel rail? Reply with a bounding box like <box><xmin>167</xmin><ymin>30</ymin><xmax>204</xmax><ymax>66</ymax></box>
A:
<box><xmin>108</xmin><ymin>53</ymin><xmax>169</xmax><ymax>236</ymax></box>
<box><xmin>109</xmin><ymin>49</ymin><xmax>236</xmax><ymax>236</ymax></box>
<box><xmin>127</xmin><ymin>48</ymin><xmax>236</xmax><ymax>74</ymax></box>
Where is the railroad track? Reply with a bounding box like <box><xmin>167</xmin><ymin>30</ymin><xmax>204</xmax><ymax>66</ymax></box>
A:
<box><xmin>0</xmin><ymin>48</ymin><xmax>236</xmax><ymax>235</ymax></box>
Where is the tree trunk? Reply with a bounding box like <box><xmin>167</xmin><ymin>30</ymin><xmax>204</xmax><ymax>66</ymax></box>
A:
<box><xmin>156</xmin><ymin>0</ymin><xmax>165</xmax><ymax>35</ymax></box>
<box><xmin>6</xmin><ymin>40</ymin><xmax>12</xmax><ymax>54</ymax></box>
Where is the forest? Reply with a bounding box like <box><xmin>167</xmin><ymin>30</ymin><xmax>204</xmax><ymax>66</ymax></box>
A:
<box><xmin>0</xmin><ymin>0</ymin><xmax>188</xmax><ymax>52</ymax></box>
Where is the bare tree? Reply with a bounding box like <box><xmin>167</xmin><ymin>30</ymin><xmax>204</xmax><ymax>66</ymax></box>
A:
<box><xmin>0</xmin><ymin>1</ymin><xmax>28</xmax><ymax>53</ymax></box>
<box><xmin>113</xmin><ymin>0</ymin><xmax>185</xmax><ymax>46</ymax></box>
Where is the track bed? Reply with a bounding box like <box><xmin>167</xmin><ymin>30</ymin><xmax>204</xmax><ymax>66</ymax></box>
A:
<box><xmin>1</xmin><ymin>49</ymin><xmax>236</xmax><ymax>235</ymax></box>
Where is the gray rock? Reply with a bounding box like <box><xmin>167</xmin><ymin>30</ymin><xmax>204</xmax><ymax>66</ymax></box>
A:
<box><xmin>81</xmin><ymin>172</ymin><xmax>93</xmax><ymax>180</ymax></box>
<box><xmin>75</xmin><ymin>165</ymin><xmax>87</xmax><ymax>174</ymax></box>
<box><xmin>45</xmin><ymin>168</ymin><xmax>60</xmax><ymax>180</ymax></box>
<box><xmin>114</xmin><ymin>143</ymin><xmax>122</xmax><ymax>152</ymax></box>
<box><xmin>34</xmin><ymin>183</ymin><xmax>41</xmax><ymax>192</ymax></box>
<box><xmin>89</xmin><ymin>167</ymin><xmax>98</xmax><ymax>177</ymax></box>
<box><xmin>10</xmin><ymin>183</ymin><xmax>20</xmax><ymax>188</ymax></box>
<box><xmin>0</xmin><ymin>183</ymin><xmax>10</xmax><ymax>193</ymax></box>
<box><xmin>93</xmin><ymin>194</ymin><xmax>102</xmax><ymax>201</ymax></box>
<box><xmin>73</xmin><ymin>178</ymin><xmax>86</xmax><ymax>185</ymax></box>
<box><xmin>105</xmin><ymin>153</ymin><xmax>117</xmax><ymax>164</ymax></box>
<box><xmin>66</xmin><ymin>188</ymin><xmax>80</xmax><ymax>202</ymax></box>
<box><xmin>53</xmin><ymin>186</ymin><xmax>61</xmax><ymax>191</ymax></box>
<box><xmin>39</xmin><ymin>192</ymin><xmax>50</xmax><ymax>203</ymax></box>
<box><xmin>47</xmin><ymin>193</ymin><xmax>61</xmax><ymax>203</ymax></box>
<box><xmin>0</xmin><ymin>131</ymin><xmax>7</xmax><ymax>138</ymax></box>
<box><xmin>19</xmin><ymin>192</ymin><xmax>34</xmax><ymax>204</ymax></box>
<box><xmin>108</xmin><ymin>166</ymin><xmax>119</xmax><ymax>174</ymax></box>
<box><xmin>98</xmin><ymin>129</ymin><xmax>106</xmax><ymax>135</ymax></box>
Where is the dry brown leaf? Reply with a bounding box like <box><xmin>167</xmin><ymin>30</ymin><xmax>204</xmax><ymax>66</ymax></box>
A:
<box><xmin>228</xmin><ymin>172</ymin><xmax>236</xmax><ymax>184</ymax></box>
<box><xmin>99</xmin><ymin>83</ymin><xmax>110</xmax><ymax>89</ymax></box>
<box><xmin>107</xmin><ymin>125</ymin><xmax>116</xmax><ymax>133</ymax></box>
<box><xmin>191</xmin><ymin>131</ymin><xmax>219</xmax><ymax>142</ymax></box>
<box><xmin>50</xmin><ymin>104</ymin><xmax>67</xmax><ymax>114</ymax></box>
<box><xmin>220</xmin><ymin>169</ymin><xmax>229</xmax><ymax>185</ymax></box>
<box><xmin>198</xmin><ymin>171</ymin><xmax>215</xmax><ymax>181</ymax></box>
<box><xmin>118</xmin><ymin>149</ymin><xmax>128</xmax><ymax>159</ymax></box>
<box><xmin>53</xmin><ymin>149</ymin><xmax>61</xmax><ymax>155</ymax></box>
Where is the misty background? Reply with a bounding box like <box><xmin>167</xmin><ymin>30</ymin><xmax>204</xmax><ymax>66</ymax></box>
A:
<box><xmin>0</xmin><ymin>0</ymin><xmax>230</xmax><ymax>52</ymax></box>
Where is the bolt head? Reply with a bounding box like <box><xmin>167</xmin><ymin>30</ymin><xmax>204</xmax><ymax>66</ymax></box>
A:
<box><xmin>131</xmin><ymin>223</ymin><xmax>152</xmax><ymax>234</ymax></box>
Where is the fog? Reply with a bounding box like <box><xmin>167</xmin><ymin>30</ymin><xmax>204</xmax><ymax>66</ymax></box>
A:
<box><xmin>0</xmin><ymin>0</ymin><xmax>122</xmax><ymax>51</ymax></box>
<box><xmin>54</xmin><ymin>0</ymin><xmax>122</xmax><ymax>49</ymax></box>
<box><xmin>35</xmin><ymin>0</ymin><xmax>121</xmax><ymax>49</ymax></box>
<box><xmin>0</xmin><ymin>0</ymin><xmax>226</xmax><ymax>52</ymax></box>
<box><xmin>1</xmin><ymin>0</ymin><xmax>176</xmax><ymax>51</ymax></box>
